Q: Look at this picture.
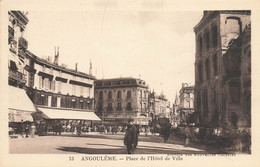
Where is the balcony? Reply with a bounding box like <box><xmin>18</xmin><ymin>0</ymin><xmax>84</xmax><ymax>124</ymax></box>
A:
<box><xmin>8</xmin><ymin>26</ymin><xmax>14</xmax><ymax>38</ymax></box>
<box><xmin>18</xmin><ymin>37</ymin><xmax>28</xmax><ymax>50</ymax></box>
<box><xmin>9</xmin><ymin>69</ymin><xmax>27</xmax><ymax>84</ymax></box>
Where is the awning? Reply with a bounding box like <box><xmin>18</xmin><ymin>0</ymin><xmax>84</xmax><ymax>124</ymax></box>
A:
<box><xmin>9</xmin><ymin>109</ymin><xmax>34</xmax><ymax>122</ymax></box>
<box><xmin>8</xmin><ymin>86</ymin><xmax>36</xmax><ymax>112</ymax></box>
<box><xmin>37</xmin><ymin>107</ymin><xmax>101</xmax><ymax>121</ymax></box>
<box><xmin>8</xmin><ymin>86</ymin><xmax>36</xmax><ymax>122</ymax></box>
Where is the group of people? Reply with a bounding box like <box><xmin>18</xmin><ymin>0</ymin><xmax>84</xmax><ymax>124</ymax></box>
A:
<box><xmin>124</xmin><ymin>121</ymin><xmax>139</xmax><ymax>154</ymax></box>
<box><xmin>20</xmin><ymin>120</ymin><xmax>36</xmax><ymax>138</ymax></box>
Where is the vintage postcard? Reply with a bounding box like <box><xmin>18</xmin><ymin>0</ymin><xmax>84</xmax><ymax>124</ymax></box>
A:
<box><xmin>0</xmin><ymin>0</ymin><xmax>260</xmax><ymax>167</ymax></box>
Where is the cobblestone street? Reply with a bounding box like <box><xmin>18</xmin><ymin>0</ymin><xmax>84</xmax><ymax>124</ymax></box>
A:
<box><xmin>9</xmin><ymin>133</ymin><xmax>230</xmax><ymax>154</ymax></box>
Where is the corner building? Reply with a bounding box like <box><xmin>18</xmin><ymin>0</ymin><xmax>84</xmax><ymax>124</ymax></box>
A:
<box><xmin>25</xmin><ymin>50</ymin><xmax>96</xmax><ymax>115</ymax></box>
<box><xmin>194</xmin><ymin>11</ymin><xmax>250</xmax><ymax>128</ymax></box>
<box><xmin>94</xmin><ymin>78</ymin><xmax>150</xmax><ymax>126</ymax></box>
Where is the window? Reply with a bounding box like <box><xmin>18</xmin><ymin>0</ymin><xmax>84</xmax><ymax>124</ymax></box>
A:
<box><xmin>205</xmin><ymin>58</ymin><xmax>210</xmax><ymax>80</ymax></box>
<box><xmin>198</xmin><ymin>62</ymin><xmax>203</xmax><ymax>83</ymax></box>
<box><xmin>213</xmin><ymin>54</ymin><xmax>218</xmax><ymax>76</ymax></box>
<box><xmin>99</xmin><ymin>91</ymin><xmax>103</xmax><ymax>100</ymax></box>
<box><xmin>126</xmin><ymin>102</ymin><xmax>132</xmax><ymax>111</ymax></box>
<box><xmin>212</xmin><ymin>26</ymin><xmax>218</xmax><ymax>47</ymax></box>
<box><xmin>203</xmin><ymin>89</ymin><xmax>208</xmax><ymax>117</ymax></box>
<box><xmin>49</xmin><ymin>80</ymin><xmax>52</xmax><ymax>90</ymax></box>
<box><xmin>40</xmin><ymin>96</ymin><xmax>45</xmax><ymax>105</ymax></box>
<box><xmin>29</xmin><ymin>72</ymin><xmax>34</xmax><ymax>87</ymax></box>
<box><xmin>9</xmin><ymin>60</ymin><xmax>17</xmax><ymax>70</ymax></box>
<box><xmin>108</xmin><ymin>91</ymin><xmax>112</xmax><ymax>99</ymax></box>
<box><xmin>48</xmin><ymin>96</ymin><xmax>52</xmax><ymax>107</ymax></box>
<box><xmin>44</xmin><ymin>78</ymin><xmax>49</xmax><ymax>90</ymax></box>
<box><xmin>205</xmin><ymin>31</ymin><xmax>210</xmax><ymax>50</ymax></box>
<box><xmin>107</xmin><ymin>103</ymin><xmax>113</xmax><ymax>112</ymax></box>
<box><xmin>199</xmin><ymin>36</ymin><xmax>203</xmax><ymax>53</ymax></box>
<box><xmin>117</xmin><ymin>103</ymin><xmax>122</xmax><ymax>111</ymax></box>
<box><xmin>39</xmin><ymin>76</ymin><xmax>42</xmax><ymax>89</ymax></box>
<box><xmin>57</xmin><ymin>97</ymin><xmax>61</xmax><ymax>108</ymax></box>
<box><xmin>72</xmin><ymin>101</ymin><xmax>76</xmax><ymax>108</ymax></box>
<box><xmin>80</xmin><ymin>102</ymin><xmax>83</xmax><ymax>109</ymax></box>
<box><xmin>127</xmin><ymin>90</ymin><xmax>131</xmax><ymax>99</ymax></box>
<box><xmin>117</xmin><ymin>91</ymin><xmax>122</xmax><ymax>99</ymax></box>
<box><xmin>88</xmin><ymin>102</ymin><xmax>92</xmax><ymax>110</ymax></box>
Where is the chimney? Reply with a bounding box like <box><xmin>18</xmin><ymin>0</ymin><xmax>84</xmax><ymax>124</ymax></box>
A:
<box><xmin>54</xmin><ymin>46</ymin><xmax>59</xmax><ymax>65</ymax></box>
<box><xmin>75</xmin><ymin>62</ymin><xmax>78</xmax><ymax>71</ymax></box>
<box><xmin>182</xmin><ymin>83</ymin><xmax>188</xmax><ymax>88</ymax></box>
<box><xmin>89</xmin><ymin>59</ymin><xmax>92</xmax><ymax>75</ymax></box>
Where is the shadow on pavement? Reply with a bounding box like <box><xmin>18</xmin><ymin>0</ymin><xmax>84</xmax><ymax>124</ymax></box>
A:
<box><xmin>56</xmin><ymin>146</ymin><xmax>127</xmax><ymax>154</ymax></box>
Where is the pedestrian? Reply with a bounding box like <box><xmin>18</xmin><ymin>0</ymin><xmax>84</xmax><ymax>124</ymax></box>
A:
<box><xmin>184</xmin><ymin>126</ymin><xmax>192</xmax><ymax>147</ymax></box>
<box><xmin>58</xmin><ymin>122</ymin><xmax>62</xmax><ymax>135</ymax></box>
<box><xmin>30</xmin><ymin>123</ymin><xmax>36</xmax><ymax>138</ymax></box>
<box><xmin>67</xmin><ymin>124</ymin><xmax>71</xmax><ymax>132</ymax></box>
<box><xmin>25</xmin><ymin>124</ymin><xmax>29</xmax><ymax>138</ymax></box>
<box><xmin>20</xmin><ymin>120</ymin><xmax>25</xmax><ymax>138</ymax></box>
<box><xmin>163</xmin><ymin>125</ymin><xmax>171</xmax><ymax>142</ymax></box>
<box><xmin>124</xmin><ymin>121</ymin><xmax>137</xmax><ymax>154</ymax></box>
<box><xmin>76</xmin><ymin>123</ymin><xmax>82</xmax><ymax>136</ymax></box>
<box><xmin>135</xmin><ymin>125</ymin><xmax>140</xmax><ymax>148</ymax></box>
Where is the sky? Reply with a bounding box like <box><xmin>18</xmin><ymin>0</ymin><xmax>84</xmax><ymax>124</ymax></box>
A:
<box><xmin>25</xmin><ymin>9</ymin><xmax>203</xmax><ymax>103</ymax></box>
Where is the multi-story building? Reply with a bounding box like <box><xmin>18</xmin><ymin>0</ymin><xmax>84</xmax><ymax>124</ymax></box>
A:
<box><xmin>94</xmin><ymin>78</ymin><xmax>150</xmax><ymax>125</ymax></box>
<box><xmin>148</xmin><ymin>91</ymin><xmax>169</xmax><ymax>118</ymax></box>
<box><xmin>178</xmin><ymin>83</ymin><xmax>195</xmax><ymax>125</ymax></box>
<box><xmin>8</xmin><ymin>11</ymin><xmax>100</xmax><ymax>131</ymax></box>
<box><xmin>24</xmin><ymin>49</ymin><xmax>99</xmax><ymax>123</ymax></box>
<box><xmin>222</xmin><ymin>23</ymin><xmax>251</xmax><ymax>128</ymax></box>
<box><xmin>194</xmin><ymin>10</ymin><xmax>251</xmax><ymax>128</ymax></box>
<box><xmin>8</xmin><ymin>11</ymin><xmax>36</xmax><ymax>127</ymax></box>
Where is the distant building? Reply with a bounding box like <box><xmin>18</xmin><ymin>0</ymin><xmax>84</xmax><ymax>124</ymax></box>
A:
<box><xmin>178</xmin><ymin>83</ymin><xmax>195</xmax><ymax>125</ymax></box>
<box><xmin>194</xmin><ymin>10</ymin><xmax>251</xmax><ymax>128</ymax></box>
<box><xmin>94</xmin><ymin>78</ymin><xmax>150</xmax><ymax>126</ymax></box>
<box><xmin>148</xmin><ymin>91</ymin><xmax>169</xmax><ymax>118</ymax></box>
<box><xmin>172</xmin><ymin>93</ymin><xmax>180</xmax><ymax>127</ymax></box>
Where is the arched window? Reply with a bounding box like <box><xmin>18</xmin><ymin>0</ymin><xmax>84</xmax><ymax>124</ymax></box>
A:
<box><xmin>213</xmin><ymin>54</ymin><xmax>218</xmax><ymax>76</ymax></box>
<box><xmin>212</xmin><ymin>25</ymin><xmax>218</xmax><ymax>47</ymax></box>
<box><xmin>205</xmin><ymin>58</ymin><xmax>210</xmax><ymax>80</ymax></box>
<box><xmin>107</xmin><ymin>103</ymin><xmax>113</xmax><ymax>112</ymax></box>
<box><xmin>127</xmin><ymin>90</ymin><xmax>131</xmax><ymax>99</ymax></box>
<box><xmin>117</xmin><ymin>91</ymin><xmax>122</xmax><ymax>99</ymax></box>
<box><xmin>108</xmin><ymin>91</ymin><xmax>112</xmax><ymax>99</ymax></box>
<box><xmin>117</xmin><ymin>103</ymin><xmax>122</xmax><ymax>111</ymax></box>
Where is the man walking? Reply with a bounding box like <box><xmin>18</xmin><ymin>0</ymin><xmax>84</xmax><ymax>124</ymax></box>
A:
<box><xmin>124</xmin><ymin>121</ymin><xmax>137</xmax><ymax>154</ymax></box>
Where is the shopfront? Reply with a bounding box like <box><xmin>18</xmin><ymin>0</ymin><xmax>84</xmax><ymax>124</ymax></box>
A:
<box><xmin>8</xmin><ymin>86</ymin><xmax>36</xmax><ymax>134</ymax></box>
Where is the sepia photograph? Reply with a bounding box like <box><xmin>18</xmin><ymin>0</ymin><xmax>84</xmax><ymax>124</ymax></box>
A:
<box><xmin>0</xmin><ymin>0</ymin><xmax>259</xmax><ymax>167</ymax></box>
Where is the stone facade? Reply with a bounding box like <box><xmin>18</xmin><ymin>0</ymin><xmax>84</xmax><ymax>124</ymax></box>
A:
<box><xmin>94</xmin><ymin>78</ymin><xmax>150</xmax><ymax>125</ymax></box>
<box><xmin>25</xmin><ymin>50</ymin><xmax>95</xmax><ymax>112</ymax></box>
<box><xmin>194</xmin><ymin>11</ymin><xmax>251</xmax><ymax>128</ymax></box>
